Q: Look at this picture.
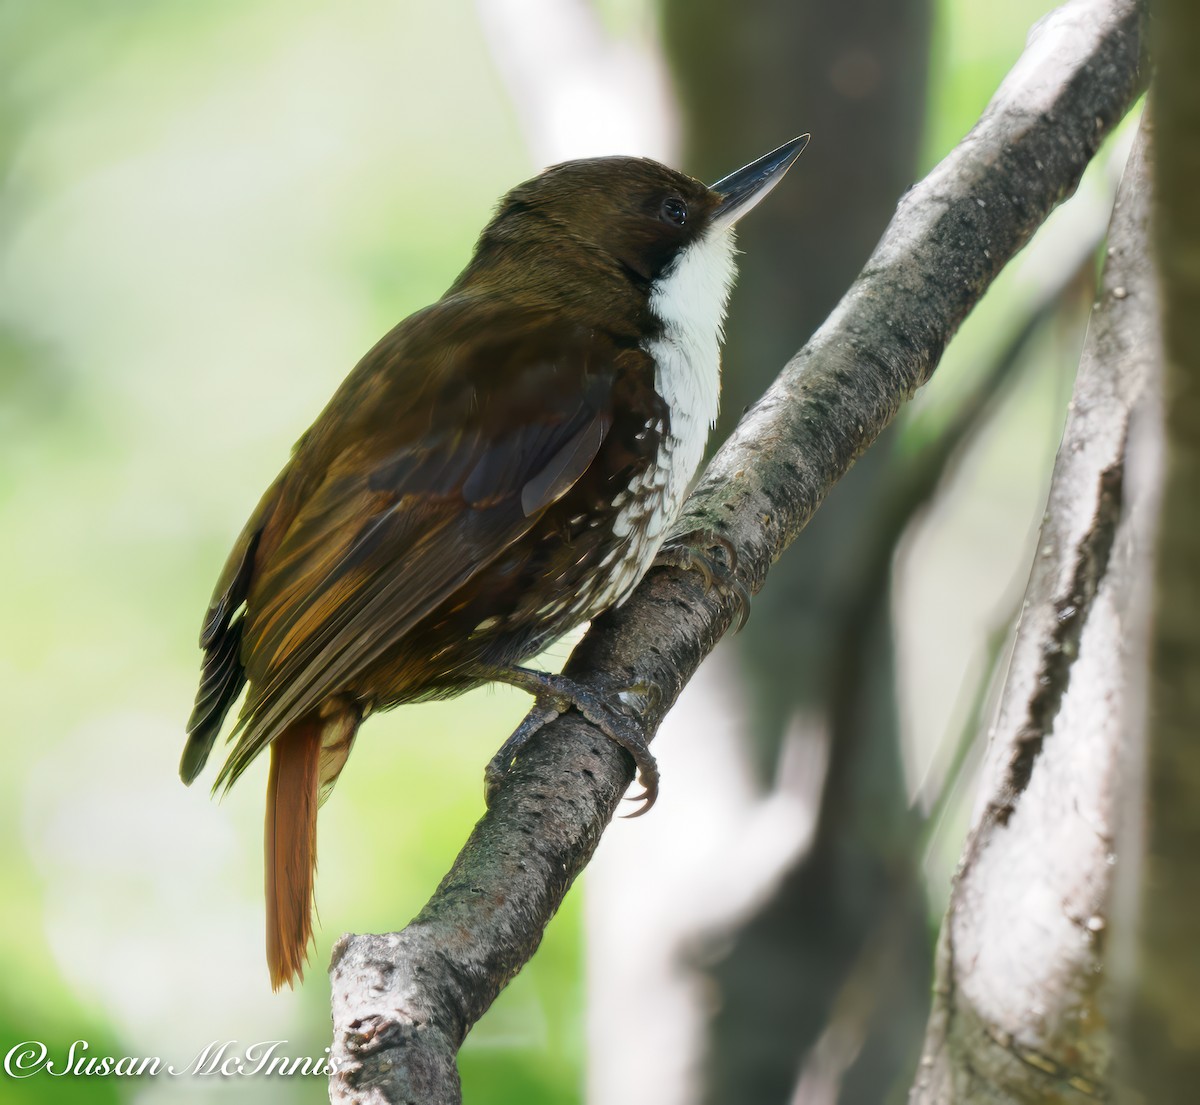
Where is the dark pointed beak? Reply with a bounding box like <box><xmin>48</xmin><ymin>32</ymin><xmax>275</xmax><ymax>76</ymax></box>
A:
<box><xmin>710</xmin><ymin>135</ymin><xmax>809</xmax><ymax>229</ymax></box>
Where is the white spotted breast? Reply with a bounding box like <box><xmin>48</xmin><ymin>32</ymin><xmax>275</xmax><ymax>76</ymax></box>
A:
<box><xmin>592</xmin><ymin>222</ymin><xmax>740</xmax><ymax>614</ymax></box>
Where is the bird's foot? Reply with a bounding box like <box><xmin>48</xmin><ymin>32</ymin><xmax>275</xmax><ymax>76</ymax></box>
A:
<box><xmin>655</xmin><ymin>528</ymin><xmax>751</xmax><ymax>630</ymax></box>
<box><xmin>484</xmin><ymin>667</ymin><xmax>660</xmax><ymax>816</ymax></box>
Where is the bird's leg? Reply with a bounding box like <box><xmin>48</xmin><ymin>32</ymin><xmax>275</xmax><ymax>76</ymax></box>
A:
<box><xmin>655</xmin><ymin>528</ymin><xmax>752</xmax><ymax>630</ymax></box>
<box><xmin>483</xmin><ymin>667</ymin><xmax>660</xmax><ymax>815</ymax></box>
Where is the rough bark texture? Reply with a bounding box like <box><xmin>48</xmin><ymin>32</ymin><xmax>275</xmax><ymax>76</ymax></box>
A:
<box><xmin>909</xmin><ymin>122</ymin><xmax>1158</xmax><ymax>1104</ymax></box>
<box><xmin>662</xmin><ymin>1</ymin><xmax>934</xmax><ymax>1100</ymax></box>
<box><xmin>1121</xmin><ymin>0</ymin><xmax>1200</xmax><ymax>1093</ymax></box>
<box><xmin>328</xmin><ymin>2</ymin><xmax>1147</xmax><ymax>1100</ymax></box>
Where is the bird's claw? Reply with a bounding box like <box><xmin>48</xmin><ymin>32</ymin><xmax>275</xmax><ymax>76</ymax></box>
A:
<box><xmin>484</xmin><ymin>668</ymin><xmax>660</xmax><ymax>812</ymax></box>
<box><xmin>484</xmin><ymin>699</ymin><xmax>562</xmax><ymax>805</ymax></box>
<box><xmin>656</xmin><ymin>528</ymin><xmax>751</xmax><ymax>631</ymax></box>
<box><xmin>621</xmin><ymin>788</ymin><xmax>655</xmax><ymax>818</ymax></box>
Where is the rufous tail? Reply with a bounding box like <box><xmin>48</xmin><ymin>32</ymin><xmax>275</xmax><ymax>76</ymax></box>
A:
<box><xmin>265</xmin><ymin>715</ymin><xmax>323</xmax><ymax>990</ymax></box>
<box><xmin>264</xmin><ymin>702</ymin><xmax>360</xmax><ymax>990</ymax></box>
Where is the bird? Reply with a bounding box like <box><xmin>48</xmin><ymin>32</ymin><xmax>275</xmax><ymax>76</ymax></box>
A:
<box><xmin>182</xmin><ymin>136</ymin><xmax>807</xmax><ymax>989</ymax></box>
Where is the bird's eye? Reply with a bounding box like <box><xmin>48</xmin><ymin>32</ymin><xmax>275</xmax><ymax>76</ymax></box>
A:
<box><xmin>660</xmin><ymin>197</ymin><xmax>688</xmax><ymax>226</ymax></box>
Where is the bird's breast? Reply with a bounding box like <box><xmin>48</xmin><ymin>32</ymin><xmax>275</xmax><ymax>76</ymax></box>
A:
<box><xmin>591</xmin><ymin>330</ymin><xmax>722</xmax><ymax>615</ymax></box>
<box><xmin>450</xmin><ymin>228</ymin><xmax>739</xmax><ymax>656</ymax></box>
<box><xmin>637</xmin><ymin>220</ymin><xmax>737</xmax><ymax>539</ymax></box>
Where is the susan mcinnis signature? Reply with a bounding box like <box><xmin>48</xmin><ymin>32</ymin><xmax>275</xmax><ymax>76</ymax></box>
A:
<box><xmin>3</xmin><ymin>1039</ymin><xmax>339</xmax><ymax>1078</ymax></box>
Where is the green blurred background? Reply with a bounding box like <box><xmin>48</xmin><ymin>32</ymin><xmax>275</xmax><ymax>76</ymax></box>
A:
<box><xmin>0</xmin><ymin>1</ymin><xmax>1132</xmax><ymax>1103</ymax></box>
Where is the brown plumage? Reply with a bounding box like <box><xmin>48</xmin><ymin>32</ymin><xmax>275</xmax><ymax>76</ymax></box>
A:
<box><xmin>182</xmin><ymin>142</ymin><xmax>806</xmax><ymax>988</ymax></box>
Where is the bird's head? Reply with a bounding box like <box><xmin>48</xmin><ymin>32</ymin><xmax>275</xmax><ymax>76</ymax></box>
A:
<box><xmin>457</xmin><ymin>137</ymin><xmax>808</xmax><ymax>315</ymax></box>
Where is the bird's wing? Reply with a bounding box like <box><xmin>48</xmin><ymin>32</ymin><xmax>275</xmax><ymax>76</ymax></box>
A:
<box><xmin>213</xmin><ymin>302</ymin><xmax>652</xmax><ymax>789</ymax></box>
<box><xmin>182</xmin><ymin>470</ymin><xmax>289</xmax><ymax>783</ymax></box>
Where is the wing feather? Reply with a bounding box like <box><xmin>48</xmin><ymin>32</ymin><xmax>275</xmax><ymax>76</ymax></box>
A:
<box><xmin>212</xmin><ymin>304</ymin><xmax>623</xmax><ymax>789</ymax></box>
<box><xmin>181</xmin><ymin>475</ymin><xmax>284</xmax><ymax>783</ymax></box>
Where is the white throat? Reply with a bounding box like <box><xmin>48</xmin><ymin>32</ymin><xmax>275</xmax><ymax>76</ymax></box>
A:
<box><xmin>593</xmin><ymin>226</ymin><xmax>739</xmax><ymax>613</ymax></box>
<box><xmin>644</xmin><ymin>224</ymin><xmax>738</xmax><ymax>502</ymax></box>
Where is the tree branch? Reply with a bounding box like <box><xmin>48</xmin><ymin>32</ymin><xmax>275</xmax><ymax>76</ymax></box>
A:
<box><xmin>910</xmin><ymin>118</ymin><xmax>1158</xmax><ymax>1104</ymax></box>
<box><xmin>328</xmin><ymin>2</ymin><xmax>1148</xmax><ymax>1100</ymax></box>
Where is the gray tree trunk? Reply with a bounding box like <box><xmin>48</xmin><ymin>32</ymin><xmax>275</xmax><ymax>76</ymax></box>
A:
<box><xmin>910</xmin><ymin>120</ymin><xmax>1159</xmax><ymax>1105</ymax></box>
<box><xmin>661</xmin><ymin>0</ymin><xmax>934</xmax><ymax>1098</ymax></box>
<box><xmin>1116</xmin><ymin>0</ymin><xmax>1200</xmax><ymax>1094</ymax></box>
